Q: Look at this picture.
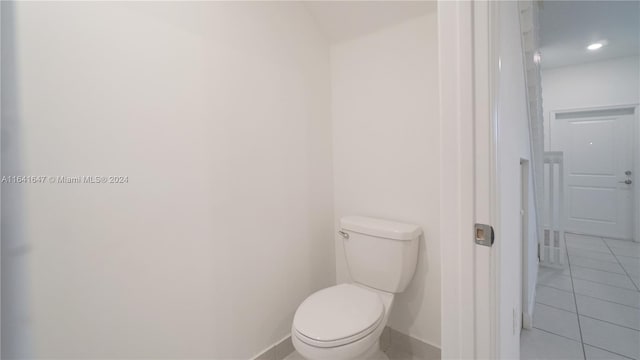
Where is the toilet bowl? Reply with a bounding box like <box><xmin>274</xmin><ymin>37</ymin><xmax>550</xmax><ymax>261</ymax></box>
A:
<box><xmin>291</xmin><ymin>216</ymin><xmax>421</xmax><ymax>360</ymax></box>
<box><xmin>292</xmin><ymin>283</ymin><xmax>393</xmax><ymax>360</ymax></box>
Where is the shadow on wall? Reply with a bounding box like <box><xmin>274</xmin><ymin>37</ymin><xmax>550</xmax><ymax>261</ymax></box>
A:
<box><xmin>388</xmin><ymin>233</ymin><xmax>426</xmax><ymax>332</ymax></box>
<box><xmin>1</xmin><ymin>1</ymin><xmax>32</xmax><ymax>358</ymax></box>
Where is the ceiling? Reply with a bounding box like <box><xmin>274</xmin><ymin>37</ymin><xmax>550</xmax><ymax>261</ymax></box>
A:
<box><xmin>304</xmin><ymin>1</ymin><xmax>436</xmax><ymax>44</ymax></box>
<box><xmin>539</xmin><ymin>1</ymin><xmax>640</xmax><ymax>69</ymax></box>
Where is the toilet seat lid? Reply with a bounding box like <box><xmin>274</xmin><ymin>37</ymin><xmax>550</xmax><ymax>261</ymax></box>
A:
<box><xmin>293</xmin><ymin>284</ymin><xmax>384</xmax><ymax>344</ymax></box>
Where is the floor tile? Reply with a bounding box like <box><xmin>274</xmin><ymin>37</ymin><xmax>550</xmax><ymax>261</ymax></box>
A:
<box><xmin>287</xmin><ymin>348</ymin><xmax>422</xmax><ymax>360</ymax></box>
<box><xmin>566</xmin><ymin>233</ymin><xmax>605</xmax><ymax>244</ymax></box>
<box><xmin>567</xmin><ymin>244</ymin><xmax>612</xmax><ymax>254</ymax></box>
<box><xmin>536</xmin><ymin>285</ymin><xmax>576</xmax><ymax>312</ymax></box>
<box><xmin>385</xmin><ymin>347</ymin><xmax>420</xmax><ymax>360</ymax></box>
<box><xmin>584</xmin><ymin>345</ymin><xmax>633</xmax><ymax>360</ymax></box>
<box><xmin>570</xmin><ymin>267</ymin><xmax>637</xmax><ymax>290</ymax></box>
<box><xmin>604</xmin><ymin>238</ymin><xmax>640</xmax><ymax>251</ymax></box>
<box><xmin>568</xmin><ymin>247</ymin><xmax>619</xmax><ymax>263</ymax></box>
<box><xmin>538</xmin><ymin>270</ymin><xmax>574</xmax><ymax>292</ymax></box>
<box><xmin>617</xmin><ymin>256</ymin><xmax>640</xmax><ymax>278</ymax></box>
<box><xmin>580</xmin><ymin>316</ymin><xmax>640</xmax><ymax>359</ymax></box>
<box><xmin>576</xmin><ymin>295</ymin><xmax>640</xmax><ymax>330</ymax></box>
<box><xmin>566</xmin><ymin>234</ymin><xmax>610</xmax><ymax>253</ymax></box>
<box><xmin>573</xmin><ymin>279</ymin><xmax>640</xmax><ymax>309</ymax></box>
<box><xmin>525</xmin><ymin>233</ymin><xmax>640</xmax><ymax>360</ymax></box>
<box><xmin>570</xmin><ymin>255</ymin><xmax>626</xmax><ymax>274</ymax></box>
<box><xmin>533</xmin><ymin>303</ymin><xmax>581</xmax><ymax>341</ymax></box>
<box><xmin>610</xmin><ymin>246</ymin><xmax>640</xmax><ymax>259</ymax></box>
<box><xmin>520</xmin><ymin>328</ymin><xmax>584</xmax><ymax>360</ymax></box>
<box><xmin>282</xmin><ymin>351</ymin><xmax>304</xmax><ymax>360</ymax></box>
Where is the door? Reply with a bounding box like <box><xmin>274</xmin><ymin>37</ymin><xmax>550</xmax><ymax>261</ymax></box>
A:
<box><xmin>550</xmin><ymin>108</ymin><xmax>635</xmax><ymax>240</ymax></box>
<box><xmin>438</xmin><ymin>1</ymin><xmax>498</xmax><ymax>358</ymax></box>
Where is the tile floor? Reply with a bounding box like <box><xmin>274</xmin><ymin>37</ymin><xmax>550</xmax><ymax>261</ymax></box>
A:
<box><xmin>521</xmin><ymin>233</ymin><xmax>640</xmax><ymax>360</ymax></box>
<box><xmin>283</xmin><ymin>347</ymin><xmax>419</xmax><ymax>360</ymax></box>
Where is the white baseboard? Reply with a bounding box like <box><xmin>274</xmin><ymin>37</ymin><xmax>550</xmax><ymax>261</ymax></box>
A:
<box><xmin>253</xmin><ymin>335</ymin><xmax>294</xmax><ymax>360</ymax></box>
<box><xmin>523</xmin><ymin>261</ymin><xmax>539</xmax><ymax>330</ymax></box>
<box><xmin>382</xmin><ymin>327</ymin><xmax>441</xmax><ymax>359</ymax></box>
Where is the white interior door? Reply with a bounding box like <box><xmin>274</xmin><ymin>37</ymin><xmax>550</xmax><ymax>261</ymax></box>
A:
<box><xmin>550</xmin><ymin>108</ymin><xmax>635</xmax><ymax>240</ymax></box>
<box><xmin>438</xmin><ymin>1</ymin><xmax>497</xmax><ymax>358</ymax></box>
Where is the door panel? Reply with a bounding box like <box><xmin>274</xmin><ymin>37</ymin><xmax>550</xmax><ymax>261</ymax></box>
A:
<box><xmin>551</xmin><ymin>109</ymin><xmax>635</xmax><ymax>239</ymax></box>
<box><xmin>568</xmin><ymin>120</ymin><xmax>615</xmax><ymax>175</ymax></box>
<box><xmin>568</xmin><ymin>186</ymin><xmax>616</xmax><ymax>222</ymax></box>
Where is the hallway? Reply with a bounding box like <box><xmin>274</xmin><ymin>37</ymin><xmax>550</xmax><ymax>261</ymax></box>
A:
<box><xmin>521</xmin><ymin>233</ymin><xmax>640</xmax><ymax>360</ymax></box>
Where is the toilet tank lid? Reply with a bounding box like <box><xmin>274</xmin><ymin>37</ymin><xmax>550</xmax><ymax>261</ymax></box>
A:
<box><xmin>340</xmin><ymin>216</ymin><xmax>422</xmax><ymax>241</ymax></box>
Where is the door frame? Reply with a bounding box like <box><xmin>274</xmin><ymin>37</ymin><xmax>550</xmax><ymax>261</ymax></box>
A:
<box><xmin>520</xmin><ymin>159</ymin><xmax>532</xmax><ymax>329</ymax></box>
<box><xmin>547</xmin><ymin>104</ymin><xmax>639</xmax><ymax>242</ymax></box>
<box><xmin>636</xmin><ymin>105</ymin><xmax>640</xmax><ymax>242</ymax></box>
<box><xmin>438</xmin><ymin>1</ymin><xmax>500</xmax><ymax>358</ymax></box>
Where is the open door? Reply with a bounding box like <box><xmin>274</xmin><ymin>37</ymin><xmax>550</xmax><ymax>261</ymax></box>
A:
<box><xmin>438</xmin><ymin>1</ymin><xmax>500</xmax><ymax>359</ymax></box>
<box><xmin>441</xmin><ymin>1</ymin><xmax>532</xmax><ymax>359</ymax></box>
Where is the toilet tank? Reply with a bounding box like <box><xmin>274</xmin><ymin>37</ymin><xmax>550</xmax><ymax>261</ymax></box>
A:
<box><xmin>340</xmin><ymin>216</ymin><xmax>421</xmax><ymax>293</ymax></box>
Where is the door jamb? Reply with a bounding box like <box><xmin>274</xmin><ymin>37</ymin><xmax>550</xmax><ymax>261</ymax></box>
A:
<box><xmin>635</xmin><ymin>105</ymin><xmax>639</xmax><ymax>242</ymax></box>
<box><xmin>438</xmin><ymin>2</ymin><xmax>476</xmax><ymax>358</ymax></box>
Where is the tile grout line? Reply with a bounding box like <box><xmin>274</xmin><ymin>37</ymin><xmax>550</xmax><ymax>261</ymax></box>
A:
<box><xmin>603</xmin><ymin>239</ymin><xmax>640</xmax><ymax>292</ymax></box>
<box><xmin>531</xmin><ymin>325</ymin><xmax>582</xmax><ymax>343</ymax></box>
<box><xmin>582</xmin><ymin>343</ymin><xmax>637</xmax><ymax>360</ymax></box>
<box><xmin>565</xmin><ymin>237</ymin><xmax>587</xmax><ymax>360</ymax></box>
<box><xmin>536</xmin><ymin>283</ymin><xmax>575</xmax><ymax>294</ymax></box>
<box><xmin>567</xmin><ymin>255</ymin><xmax>620</xmax><ymax>264</ymax></box>
<box><xmin>537</xmin><ymin>283</ymin><xmax>640</xmax><ymax>309</ymax></box>
<box><xmin>570</xmin><ymin>274</ymin><xmax>639</xmax><ymax>291</ymax></box>
<box><xmin>569</xmin><ymin>263</ymin><xmax>627</xmax><ymax>276</ymax></box>
<box><xmin>567</xmin><ymin>245</ymin><xmax>614</xmax><ymax>252</ymax></box>
<box><xmin>532</xmin><ymin>235</ymin><xmax>640</xmax><ymax>359</ymax></box>
<box><xmin>615</xmin><ymin>254</ymin><xmax>640</xmax><ymax>261</ymax></box>
<box><xmin>539</xmin><ymin>273</ymin><xmax>640</xmax><ymax>292</ymax></box>
<box><xmin>578</xmin><ymin>313</ymin><xmax>640</xmax><ymax>332</ymax></box>
<box><xmin>569</xmin><ymin>275</ymin><xmax>637</xmax><ymax>291</ymax></box>
<box><xmin>573</xmin><ymin>292</ymin><xmax>640</xmax><ymax>310</ymax></box>
<box><xmin>535</xmin><ymin>300</ymin><xmax>576</xmax><ymax>314</ymax></box>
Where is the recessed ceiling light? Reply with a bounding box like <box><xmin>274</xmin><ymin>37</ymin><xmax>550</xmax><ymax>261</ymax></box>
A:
<box><xmin>587</xmin><ymin>42</ymin><xmax>603</xmax><ymax>51</ymax></box>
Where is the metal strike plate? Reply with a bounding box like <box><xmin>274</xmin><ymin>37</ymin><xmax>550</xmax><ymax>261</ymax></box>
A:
<box><xmin>474</xmin><ymin>223</ymin><xmax>494</xmax><ymax>247</ymax></box>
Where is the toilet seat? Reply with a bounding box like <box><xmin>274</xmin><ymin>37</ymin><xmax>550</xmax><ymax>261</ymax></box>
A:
<box><xmin>292</xmin><ymin>284</ymin><xmax>384</xmax><ymax>348</ymax></box>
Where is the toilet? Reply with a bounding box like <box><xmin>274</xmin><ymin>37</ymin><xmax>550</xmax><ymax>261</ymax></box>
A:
<box><xmin>291</xmin><ymin>216</ymin><xmax>421</xmax><ymax>360</ymax></box>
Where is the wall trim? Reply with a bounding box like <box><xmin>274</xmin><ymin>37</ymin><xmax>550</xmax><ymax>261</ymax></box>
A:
<box><xmin>522</xmin><ymin>283</ymin><xmax>536</xmax><ymax>330</ymax></box>
<box><xmin>252</xmin><ymin>334</ymin><xmax>294</xmax><ymax>360</ymax></box>
<box><xmin>383</xmin><ymin>327</ymin><xmax>442</xmax><ymax>359</ymax></box>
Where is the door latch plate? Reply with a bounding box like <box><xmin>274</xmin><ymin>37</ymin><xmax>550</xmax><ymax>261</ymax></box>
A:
<box><xmin>475</xmin><ymin>223</ymin><xmax>494</xmax><ymax>247</ymax></box>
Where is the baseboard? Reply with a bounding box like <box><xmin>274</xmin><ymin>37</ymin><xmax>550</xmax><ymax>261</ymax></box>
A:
<box><xmin>254</xmin><ymin>327</ymin><xmax>441</xmax><ymax>360</ymax></box>
<box><xmin>252</xmin><ymin>335</ymin><xmax>294</xmax><ymax>360</ymax></box>
<box><xmin>522</xmin><ymin>308</ymin><xmax>534</xmax><ymax>330</ymax></box>
<box><xmin>523</xmin><ymin>263</ymin><xmax>538</xmax><ymax>330</ymax></box>
<box><xmin>382</xmin><ymin>327</ymin><xmax>441</xmax><ymax>359</ymax></box>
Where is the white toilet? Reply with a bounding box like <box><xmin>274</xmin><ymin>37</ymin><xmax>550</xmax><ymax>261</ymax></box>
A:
<box><xmin>291</xmin><ymin>216</ymin><xmax>421</xmax><ymax>360</ymax></box>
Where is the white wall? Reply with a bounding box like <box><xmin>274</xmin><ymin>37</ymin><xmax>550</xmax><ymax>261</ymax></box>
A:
<box><xmin>3</xmin><ymin>2</ymin><xmax>334</xmax><ymax>359</ymax></box>
<box><xmin>542</xmin><ymin>56</ymin><xmax>640</xmax><ymax>150</ymax></box>
<box><xmin>496</xmin><ymin>2</ymin><xmax>538</xmax><ymax>358</ymax></box>
<box><xmin>331</xmin><ymin>13</ymin><xmax>441</xmax><ymax>347</ymax></box>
